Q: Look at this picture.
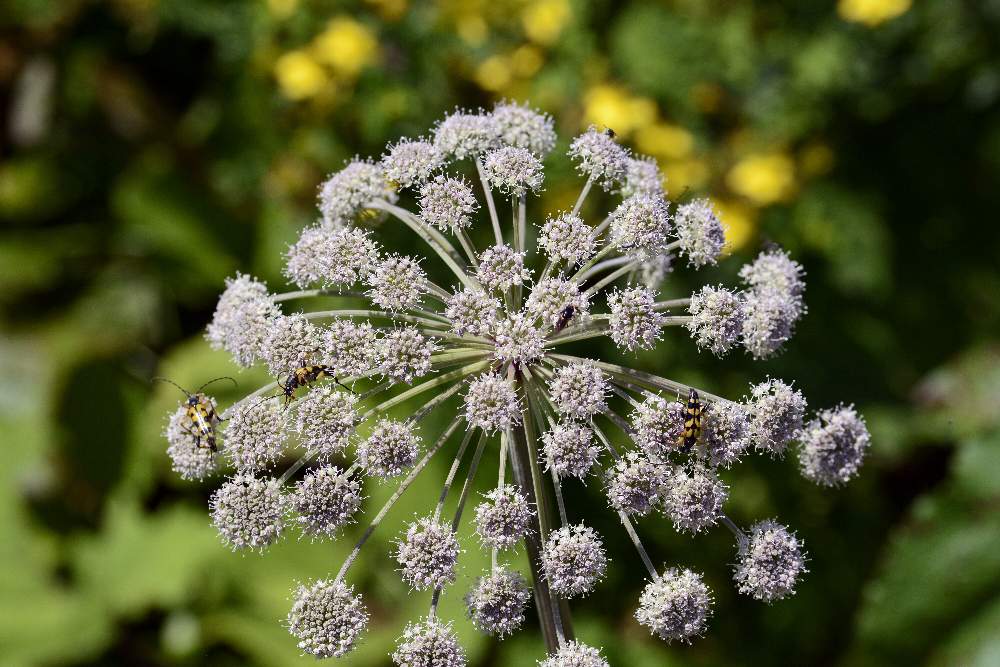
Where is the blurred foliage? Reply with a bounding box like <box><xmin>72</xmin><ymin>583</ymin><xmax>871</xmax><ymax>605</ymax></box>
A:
<box><xmin>1</xmin><ymin>0</ymin><xmax>999</xmax><ymax>665</ymax></box>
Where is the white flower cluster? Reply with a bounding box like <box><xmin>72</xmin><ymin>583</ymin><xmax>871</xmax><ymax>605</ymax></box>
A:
<box><xmin>168</xmin><ymin>103</ymin><xmax>867</xmax><ymax>665</ymax></box>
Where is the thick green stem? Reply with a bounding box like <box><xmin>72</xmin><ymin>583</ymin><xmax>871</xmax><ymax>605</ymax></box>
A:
<box><xmin>272</xmin><ymin>289</ymin><xmax>450</xmax><ymax>325</ymax></box>
<box><xmin>272</xmin><ymin>288</ymin><xmax>367</xmax><ymax>303</ymax></box>
<box><xmin>512</xmin><ymin>196</ymin><xmax>521</xmax><ymax>254</ymax></box>
<box><xmin>427</xmin><ymin>349</ymin><xmax>492</xmax><ymax>365</ymax></box>
<box><xmin>506</xmin><ymin>422</ymin><xmax>568</xmax><ymax>653</ymax></box>
<box><xmin>619</xmin><ymin>510</ymin><xmax>660</xmax><ymax>581</ymax></box>
<box><xmin>608</xmin><ymin>383</ymin><xmax>643</xmax><ymax>409</ymax></box>
<box><xmin>721</xmin><ymin>513</ymin><xmax>749</xmax><ymax>548</ymax></box>
<box><xmin>457</xmin><ymin>229</ymin><xmax>480</xmax><ymax>268</ymax></box>
<box><xmin>522</xmin><ymin>370</ymin><xmax>568</xmax><ymax>526</ymax></box>
<box><xmin>589</xmin><ymin>425</ymin><xmax>659</xmax><ymax>580</ymax></box>
<box><xmin>590</xmin><ymin>422</ymin><xmax>621</xmax><ymax>460</ymax></box>
<box><xmin>492</xmin><ymin>431</ymin><xmax>509</xmax><ymax>572</ymax></box>
<box><xmin>420</xmin><ymin>330</ymin><xmax>494</xmax><ymax>349</ymax></box>
<box><xmin>593</xmin><ymin>215</ymin><xmax>611</xmax><ymax>237</ymax></box>
<box><xmin>507</xmin><ymin>367</ymin><xmax>574</xmax><ymax>653</ymax></box>
<box><xmin>518</xmin><ymin>195</ymin><xmax>527</xmax><ymax>258</ymax></box>
<box><xmin>423</xmin><ymin>280</ymin><xmax>453</xmax><ymax>302</ymax></box>
<box><xmin>407</xmin><ymin>381</ymin><xmax>467</xmax><ymax>424</ymax></box>
<box><xmin>544</xmin><ymin>325</ymin><xmax>611</xmax><ymax>348</ymax></box>
<box><xmin>513</xmin><ymin>197</ymin><xmax>525</xmax><ymax>307</ymax></box>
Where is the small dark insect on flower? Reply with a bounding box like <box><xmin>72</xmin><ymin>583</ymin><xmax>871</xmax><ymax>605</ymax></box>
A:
<box><xmin>153</xmin><ymin>376</ymin><xmax>236</xmax><ymax>451</ymax></box>
<box><xmin>278</xmin><ymin>359</ymin><xmax>356</xmax><ymax>406</ymax></box>
<box><xmin>554</xmin><ymin>305</ymin><xmax>576</xmax><ymax>333</ymax></box>
<box><xmin>240</xmin><ymin>360</ymin><xmax>356</xmax><ymax>423</ymax></box>
<box><xmin>283</xmin><ymin>364</ymin><xmax>333</xmax><ymax>405</ymax></box>
<box><xmin>604</xmin><ymin>127</ymin><xmax>616</xmax><ymax>139</ymax></box>
<box><xmin>678</xmin><ymin>388</ymin><xmax>704</xmax><ymax>454</ymax></box>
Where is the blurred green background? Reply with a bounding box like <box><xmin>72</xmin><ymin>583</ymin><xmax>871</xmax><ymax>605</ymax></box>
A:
<box><xmin>2</xmin><ymin>0</ymin><xmax>1000</xmax><ymax>665</ymax></box>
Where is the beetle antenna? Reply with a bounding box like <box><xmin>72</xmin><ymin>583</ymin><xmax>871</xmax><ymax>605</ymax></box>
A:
<box><xmin>239</xmin><ymin>391</ymin><xmax>281</xmax><ymax>417</ymax></box>
<box><xmin>151</xmin><ymin>377</ymin><xmax>191</xmax><ymax>397</ymax></box>
<box><xmin>196</xmin><ymin>376</ymin><xmax>239</xmax><ymax>393</ymax></box>
<box><xmin>334</xmin><ymin>377</ymin><xmax>357</xmax><ymax>394</ymax></box>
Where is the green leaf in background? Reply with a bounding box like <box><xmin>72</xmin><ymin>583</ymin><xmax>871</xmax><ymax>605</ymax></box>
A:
<box><xmin>71</xmin><ymin>501</ymin><xmax>221</xmax><ymax>617</ymax></box>
<box><xmin>851</xmin><ymin>502</ymin><xmax>1000</xmax><ymax>665</ymax></box>
<box><xmin>113</xmin><ymin>153</ymin><xmax>238</xmax><ymax>294</ymax></box>
<box><xmin>848</xmin><ymin>347</ymin><xmax>1000</xmax><ymax>665</ymax></box>
<box><xmin>794</xmin><ymin>183</ymin><xmax>891</xmax><ymax>299</ymax></box>
<box><xmin>928</xmin><ymin>594</ymin><xmax>1000</xmax><ymax>667</ymax></box>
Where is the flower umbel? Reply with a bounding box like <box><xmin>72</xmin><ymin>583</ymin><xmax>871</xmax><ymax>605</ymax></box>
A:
<box><xmin>171</xmin><ymin>104</ymin><xmax>869</xmax><ymax>662</ymax></box>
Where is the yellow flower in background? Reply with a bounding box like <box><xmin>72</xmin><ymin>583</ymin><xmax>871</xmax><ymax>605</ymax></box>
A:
<box><xmin>662</xmin><ymin>158</ymin><xmax>709</xmax><ymax>193</ymax></box>
<box><xmin>522</xmin><ymin>0</ymin><xmax>572</xmax><ymax>45</ymax></box>
<box><xmin>800</xmin><ymin>142</ymin><xmax>835</xmax><ymax>177</ymax></box>
<box><xmin>274</xmin><ymin>50</ymin><xmax>329</xmax><ymax>100</ymax></box>
<box><xmin>267</xmin><ymin>0</ymin><xmax>298</xmax><ymax>19</ymax></box>
<box><xmin>457</xmin><ymin>15</ymin><xmax>488</xmax><ymax>45</ymax></box>
<box><xmin>635</xmin><ymin>122</ymin><xmax>695</xmax><ymax>160</ymax></box>
<box><xmin>690</xmin><ymin>82</ymin><xmax>725</xmax><ymax>114</ymax></box>
<box><xmin>312</xmin><ymin>17</ymin><xmax>378</xmax><ymax>76</ymax></box>
<box><xmin>838</xmin><ymin>0</ymin><xmax>911</xmax><ymax>26</ymax></box>
<box><xmin>366</xmin><ymin>0</ymin><xmax>408</xmax><ymax>21</ymax></box>
<box><xmin>473</xmin><ymin>46</ymin><xmax>545</xmax><ymax>93</ymax></box>
<box><xmin>583</xmin><ymin>85</ymin><xmax>657</xmax><ymax>138</ymax></box>
<box><xmin>476</xmin><ymin>55</ymin><xmax>513</xmax><ymax>92</ymax></box>
<box><xmin>727</xmin><ymin>152</ymin><xmax>796</xmax><ymax>205</ymax></box>
<box><xmin>712</xmin><ymin>198</ymin><xmax>756</xmax><ymax>252</ymax></box>
<box><xmin>511</xmin><ymin>45</ymin><xmax>544</xmax><ymax>78</ymax></box>
<box><xmin>265</xmin><ymin>154</ymin><xmax>315</xmax><ymax>198</ymax></box>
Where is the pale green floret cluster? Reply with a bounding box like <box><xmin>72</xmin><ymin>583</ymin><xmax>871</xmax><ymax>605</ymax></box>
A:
<box><xmin>260</xmin><ymin>313</ymin><xmax>322</xmax><ymax>376</ymax></box>
<box><xmin>466</xmin><ymin>567</ymin><xmax>531</xmax><ymax>637</ymax></box>
<box><xmin>733</xmin><ymin>520</ymin><xmax>808</xmax><ymax>602</ymax></box>
<box><xmin>381</xmin><ymin>137</ymin><xmax>444</xmax><ymax>189</ymax></box>
<box><xmin>396</xmin><ymin>516</ymin><xmax>461</xmax><ymax>591</ymax></box>
<box><xmin>223</xmin><ymin>400</ymin><xmax>287</xmax><ymax>471</ymax></box>
<box><xmin>541</xmin><ymin>524</ymin><xmax>608</xmax><ymax>598</ymax></box>
<box><xmin>358</xmin><ymin>418</ymin><xmax>421</xmax><ymax>478</ymax></box>
<box><xmin>288</xmin><ymin>580</ymin><xmax>369</xmax><ymax>658</ymax></box>
<box><xmin>318</xmin><ymin>159</ymin><xmax>396</xmax><ymax>227</ymax></box>
<box><xmin>291</xmin><ymin>465</ymin><xmax>362</xmax><ymax>538</ymax></box>
<box><xmin>392</xmin><ymin>617</ymin><xmax>466</xmax><ymax>667</ymax></box>
<box><xmin>539</xmin><ymin>641</ymin><xmax>609</xmax><ymax>667</ymax></box>
<box><xmin>474</xmin><ymin>484</ymin><xmax>534</xmax><ymax>550</ymax></box>
<box><xmin>636</xmin><ymin>568</ymin><xmax>713</xmax><ymax>643</ymax></box>
<box><xmin>210</xmin><ymin>474</ymin><xmax>286</xmax><ymax>551</ymax></box>
<box><xmin>169</xmin><ymin>103</ymin><xmax>868</xmax><ymax>662</ymax></box>
<box><xmin>620</xmin><ymin>155</ymin><xmax>666</xmax><ymax>198</ymax></box>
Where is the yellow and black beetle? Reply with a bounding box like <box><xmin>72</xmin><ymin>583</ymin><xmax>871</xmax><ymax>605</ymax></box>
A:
<box><xmin>154</xmin><ymin>376</ymin><xmax>237</xmax><ymax>451</ymax></box>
